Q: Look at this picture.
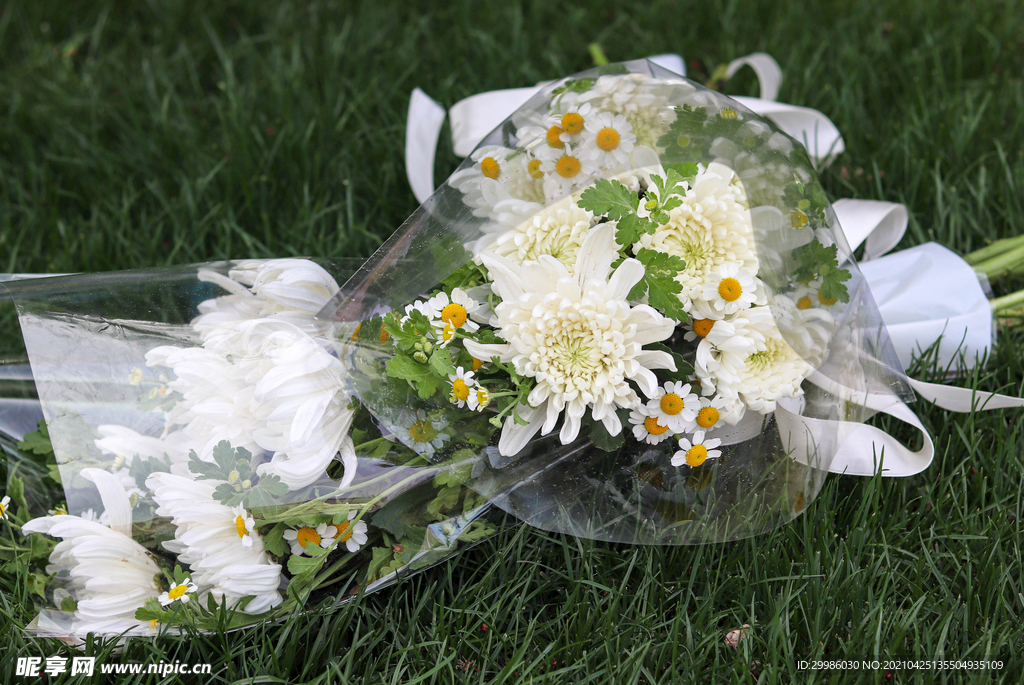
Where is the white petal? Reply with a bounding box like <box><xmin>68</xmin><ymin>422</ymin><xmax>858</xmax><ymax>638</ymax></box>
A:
<box><xmin>80</xmin><ymin>468</ymin><xmax>133</xmax><ymax>537</ymax></box>
<box><xmin>498</xmin><ymin>403</ymin><xmax>546</xmax><ymax>456</ymax></box>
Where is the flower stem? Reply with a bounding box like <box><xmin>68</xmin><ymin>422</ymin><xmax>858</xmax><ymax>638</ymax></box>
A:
<box><xmin>964</xmin><ymin>233</ymin><xmax>1024</xmax><ymax>266</ymax></box>
<box><xmin>991</xmin><ymin>288</ymin><xmax>1024</xmax><ymax>314</ymax></box>
<box><xmin>972</xmin><ymin>243</ymin><xmax>1024</xmax><ymax>280</ymax></box>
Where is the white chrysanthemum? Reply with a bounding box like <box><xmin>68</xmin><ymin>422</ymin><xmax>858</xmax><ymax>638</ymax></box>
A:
<box><xmin>767</xmin><ymin>293</ymin><xmax>835</xmax><ymax>365</ymax></box>
<box><xmin>22</xmin><ymin>469</ymin><xmax>161</xmax><ymax>635</ymax></box>
<box><xmin>284</xmin><ymin>522</ymin><xmax>337</xmax><ymax>556</ymax></box>
<box><xmin>581</xmin><ymin>111</ymin><xmax>636</xmax><ymax>167</ymax></box>
<box><xmin>95</xmin><ymin>426</ymin><xmax>193</xmax><ymax>477</ymax></box>
<box><xmin>671</xmin><ymin>431</ymin><xmax>723</xmax><ymax>467</ymax></box>
<box><xmin>449</xmin><ymin>366</ymin><xmax>477</xmax><ymax>409</ymax></box>
<box><xmin>646</xmin><ymin>381</ymin><xmax>700</xmax><ymax>434</ymax></box>
<box><xmin>332</xmin><ymin>510</ymin><xmax>369</xmax><ymax>553</ymax></box>
<box><xmin>537</xmin><ymin>143</ymin><xmax>598</xmax><ymax>199</ymax></box>
<box><xmin>491</xmin><ymin>196</ymin><xmax>596</xmax><ymax>270</ymax></box>
<box><xmin>634</xmin><ymin>163</ymin><xmax>758</xmax><ymax>310</ymax></box>
<box><xmin>395</xmin><ymin>409</ymin><xmax>451</xmax><ymax>457</ymax></box>
<box><xmin>463</xmin><ymin>224</ymin><xmax>676</xmax><ymax>456</ymax></box>
<box><xmin>628</xmin><ymin>406</ymin><xmax>675</xmax><ymax>445</ymax></box>
<box><xmin>700</xmin><ymin>306</ymin><xmax>812</xmax><ymax>414</ymax></box>
<box><xmin>159</xmin><ymin>578</ymin><xmax>198</xmax><ymax>606</ymax></box>
<box><xmin>147</xmin><ymin>472</ymin><xmax>284</xmax><ymax>615</ymax></box>
<box><xmin>703</xmin><ymin>263</ymin><xmax>760</xmax><ymax>315</ymax></box>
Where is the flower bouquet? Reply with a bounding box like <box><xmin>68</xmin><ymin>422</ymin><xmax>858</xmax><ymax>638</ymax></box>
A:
<box><xmin>1</xmin><ymin>59</ymin><xmax>915</xmax><ymax>640</ymax></box>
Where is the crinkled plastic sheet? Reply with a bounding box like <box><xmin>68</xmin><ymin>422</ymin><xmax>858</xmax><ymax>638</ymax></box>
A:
<box><xmin>319</xmin><ymin>59</ymin><xmax>913</xmax><ymax>545</ymax></box>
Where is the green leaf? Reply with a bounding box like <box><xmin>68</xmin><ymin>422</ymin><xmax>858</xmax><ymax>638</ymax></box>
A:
<box><xmin>664</xmin><ymin>162</ymin><xmax>699</xmax><ymax>181</ymax></box>
<box><xmin>386</xmin><ymin>352</ymin><xmax>442</xmax><ymax>399</ymax></box>
<box><xmin>17</xmin><ymin>420</ymin><xmax>53</xmax><ymax>457</ymax></box>
<box><xmin>587</xmin><ymin>412</ymin><xmax>627</xmax><ymax>452</ymax></box>
<box><xmin>26</xmin><ymin>572</ymin><xmax>48</xmax><ymax>599</ymax></box>
<box><xmin>366</xmin><ymin>546</ymin><xmax>397</xmax><ymax>582</ymax></box>
<box><xmin>260</xmin><ymin>523</ymin><xmax>288</xmax><ymax>558</ymax></box>
<box><xmin>628</xmin><ymin>249</ymin><xmax>689</xmax><ymax>322</ymax></box>
<box><xmin>426</xmin><ymin>485</ymin><xmax>462</xmax><ymax>520</ymax></box>
<box><xmin>579</xmin><ymin>178</ymin><xmax>639</xmax><ymax>220</ymax></box>
<box><xmin>428</xmin><ymin>346</ymin><xmax>457</xmax><ymax>379</ymax></box>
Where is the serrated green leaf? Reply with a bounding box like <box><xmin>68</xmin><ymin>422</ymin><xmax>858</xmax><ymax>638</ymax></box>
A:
<box><xmin>260</xmin><ymin>523</ymin><xmax>288</xmax><ymax>558</ymax></box>
<box><xmin>16</xmin><ymin>420</ymin><xmax>53</xmax><ymax>457</ymax></box>
<box><xmin>628</xmin><ymin>249</ymin><xmax>688</xmax><ymax>322</ymax></box>
<box><xmin>579</xmin><ymin>178</ymin><xmax>639</xmax><ymax>220</ymax></box>
<box><xmin>429</xmin><ymin>347</ymin><xmax>456</xmax><ymax>378</ymax></box>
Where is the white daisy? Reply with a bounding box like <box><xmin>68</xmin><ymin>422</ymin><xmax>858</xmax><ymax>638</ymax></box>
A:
<box><xmin>628</xmin><ymin>406</ymin><xmax>675</xmax><ymax>445</ymax></box>
<box><xmin>463</xmin><ymin>224</ymin><xmax>676</xmax><ymax>456</ymax></box>
<box><xmin>147</xmin><ymin>472</ymin><xmax>284</xmax><ymax>615</ymax></box>
<box><xmin>0</xmin><ymin>495</ymin><xmax>10</xmax><ymax>520</ymax></box>
<box><xmin>429</xmin><ymin>288</ymin><xmax>481</xmax><ymax>333</ymax></box>
<box><xmin>159</xmin><ymin>578</ymin><xmax>198</xmax><ymax>606</ymax></box>
<box><xmin>702</xmin><ymin>263</ymin><xmax>760</xmax><ymax>315</ymax></box>
<box><xmin>537</xmin><ymin>143</ymin><xmax>598</xmax><ymax>199</ymax></box>
<box><xmin>232</xmin><ymin>505</ymin><xmax>257</xmax><ymax>549</ymax></box>
<box><xmin>284</xmin><ymin>522</ymin><xmax>337</xmax><ymax>556</ymax></box>
<box><xmin>467</xmin><ymin>386</ymin><xmax>491</xmax><ymax>411</ymax></box>
<box><xmin>395</xmin><ymin>409</ymin><xmax>451</xmax><ymax>458</ymax></box>
<box><xmin>693</xmin><ymin>394</ymin><xmax>745</xmax><ymax>431</ymax></box>
<box><xmin>672</xmin><ymin>431</ymin><xmax>723</xmax><ymax>467</ymax></box>
<box><xmin>331</xmin><ymin>510</ymin><xmax>369</xmax><ymax>554</ymax></box>
<box><xmin>449</xmin><ymin>146</ymin><xmax>541</xmax><ymax>219</ymax></box>
<box><xmin>581</xmin><ymin>111</ymin><xmax>636</xmax><ymax>167</ymax></box>
<box><xmin>449</xmin><ymin>366</ymin><xmax>477</xmax><ymax>408</ymax></box>
<box><xmin>646</xmin><ymin>381</ymin><xmax>700</xmax><ymax>434</ymax></box>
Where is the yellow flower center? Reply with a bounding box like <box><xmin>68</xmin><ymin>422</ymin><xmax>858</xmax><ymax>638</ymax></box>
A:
<box><xmin>350</xmin><ymin>323</ymin><xmax>361</xmax><ymax>341</ymax></box>
<box><xmin>334</xmin><ymin>521</ymin><xmax>354</xmax><ymax>542</ymax></box>
<box><xmin>528</xmin><ymin>159</ymin><xmax>544</xmax><ymax>179</ymax></box>
<box><xmin>791</xmin><ymin>210</ymin><xmax>809</xmax><ymax>229</ymax></box>
<box><xmin>692</xmin><ymin>319</ymin><xmax>714</xmax><ymax>337</ymax></box>
<box><xmin>295</xmin><ymin>527</ymin><xmax>321</xmax><ymax>549</ymax></box>
<box><xmin>441</xmin><ymin>324</ymin><xmax>456</xmax><ymax>342</ymax></box>
<box><xmin>441</xmin><ymin>302</ymin><xmax>468</xmax><ymax>328</ymax></box>
<box><xmin>718</xmin><ymin>277</ymin><xmax>742</xmax><ymax>302</ymax></box>
<box><xmin>796</xmin><ymin>296</ymin><xmax>813</xmax><ymax>310</ymax></box>
<box><xmin>719</xmin><ymin>108</ymin><xmax>738</xmax><ymax>120</ymax></box>
<box><xmin>643</xmin><ymin>416</ymin><xmax>669</xmax><ymax>435</ymax></box>
<box><xmin>686</xmin><ymin>445</ymin><xmax>709</xmax><ymax>467</ymax></box>
<box><xmin>409</xmin><ymin>419</ymin><xmax>438</xmax><ymax>444</ymax></box>
<box><xmin>660</xmin><ymin>393</ymin><xmax>684</xmax><ymax>415</ymax></box>
<box><xmin>235</xmin><ymin>515</ymin><xmax>248</xmax><ymax>539</ymax></box>
<box><xmin>676</xmin><ymin>134</ymin><xmax>690</xmax><ymax>148</ymax></box>
<box><xmin>475</xmin><ymin>388</ymin><xmax>490</xmax><ymax>407</ymax></box>
<box><xmin>471</xmin><ymin>356</ymin><xmax>484</xmax><ymax>371</ymax></box>
<box><xmin>696</xmin><ymin>407</ymin><xmax>719</xmax><ymax>428</ymax></box>
<box><xmin>561</xmin><ymin>112</ymin><xmax>585</xmax><ymax>135</ymax></box>
<box><xmin>168</xmin><ymin>584</ymin><xmax>188</xmax><ymax>600</ymax></box>
<box><xmin>596</xmin><ymin>127</ymin><xmax>621</xmax><ymax>151</ymax></box>
<box><xmin>379</xmin><ymin>324</ymin><xmax>390</xmax><ymax>344</ymax></box>
<box><xmin>546</xmin><ymin>125</ymin><xmax>565</xmax><ymax>148</ymax></box>
<box><xmin>555</xmin><ymin>155</ymin><xmax>582</xmax><ymax>178</ymax></box>
<box><xmin>818</xmin><ymin>288</ymin><xmax>838</xmax><ymax>306</ymax></box>
<box><xmin>452</xmin><ymin>378</ymin><xmax>470</xmax><ymax>401</ymax></box>
<box><xmin>480</xmin><ymin>157</ymin><xmax>501</xmax><ymax>179</ymax></box>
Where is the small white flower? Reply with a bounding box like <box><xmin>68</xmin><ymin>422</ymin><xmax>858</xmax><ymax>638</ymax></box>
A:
<box><xmin>538</xmin><ymin>143</ymin><xmax>598</xmax><ymax>198</ymax></box>
<box><xmin>231</xmin><ymin>505</ymin><xmax>257</xmax><ymax>549</ymax></box>
<box><xmin>284</xmin><ymin>522</ymin><xmax>338</xmax><ymax>556</ymax></box>
<box><xmin>429</xmin><ymin>288</ymin><xmax>481</xmax><ymax>333</ymax></box>
<box><xmin>0</xmin><ymin>495</ymin><xmax>10</xmax><ymax>520</ymax></box>
<box><xmin>672</xmin><ymin>431</ymin><xmax>723</xmax><ymax>468</ymax></box>
<box><xmin>332</xmin><ymin>510</ymin><xmax>369</xmax><ymax>554</ymax></box>
<box><xmin>646</xmin><ymin>381</ymin><xmax>700</xmax><ymax>434</ymax></box>
<box><xmin>396</xmin><ymin>409</ymin><xmax>451</xmax><ymax>458</ymax></box>
<box><xmin>628</xmin><ymin>406</ymin><xmax>675</xmax><ymax>445</ymax></box>
<box><xmin>129</xmin><ymin>368</ymin><xmax>144</xmax><ymax>386</ymax></box>
<box><xmin>449</xmin><ymin>367</ymin><xmax>477</xmax><ymax>408</ymax></box>
<box><xmin>400</xmin><ymin>298</ymin><xmax>440</xmax><ymax>326</ymax></box>
<box><xmin>467</xmin><ymin>386</ymin><xmax>491</xmax><ymax>411</ymax></box>
<box><xmin>47</xmin><ymin>504</ymin><xmax>68</xmax><ymax>517</ymax></box>
<box><xmin>581</xmin><ymin>111</ymin><xmax>636</xmax><ymax>167</ymax></box>
<box><xmin>158</xmin><ymin>578</ymin><xmax>198</xmax><ymax>606</ymax></box>
<box><xmin>702</xmin><ymin>263</ymin><xmax>759</xmax><ymax>315</ymax></box>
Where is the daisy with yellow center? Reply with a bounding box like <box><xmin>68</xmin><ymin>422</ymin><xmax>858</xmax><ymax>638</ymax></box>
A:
<box><xmin>284</xmin><ymin>522</ymin><xmax>337</xmax><ymax>556</ymax></box>
<box><xmin>158</xmin><ymin>578</ymin><xmax>198</xmax><ymax>606</ymax></box>
<box><xmin>232</xmin><ymin>505</ymin><xmax>256</xmax><ymax>549</ymax></box>
<box><xmin>703</xmin><ymin>263</ymin><xmax>759</xmax><ymax>315</ymax></box>
<box><xmin>480</xmin><ymin>156</ymin><xmax>501</xmax><ymax>180</ymax></box>
<box><xmin>471</xmin><ymin>356</ymin><xmax>485</xmax><ymax>371</ymax></box>
<box><xmin>0</xmin><ymin>495</ymin><xmax>10</xmax><ymax>520</ymax></box>
<box><xmin>429</xmin><ymin>288</ymin><xmax>480</xmax><ymax>333</ymax></box>
<box><xmin>646</xmin><ymin>381</ymin><xmax>700</xmax><ymax>433</ymax></box>
<box><xmin>581</xmin><ymin>111</ymin><xmax>636</xmax><ymax>167</ymax></box>
<box><xmin>468</xmin><ymin>386</ymin><xmax>490</xmax><ymax>411</ymax></box>
<box><xmin>332</xmin><ymin>510</ymin><xmax>369</xmax><ymax>553</ymax></box>
<box><xmin>546</xmin><ymin>125</ymin><xmax>566</xmax><ymax>148</ymax></box>
<box><xmin>129</xmin><ymin>368</ymin><xmax>144</xmax><ymax>386</ymax></box>
<box><xmin>528</xmin><ymin>159</ymin><xmax>544</xmax><ymax>179</ymax></box>
<box><xmin>628</xmin><ymin>407</ymin><xmax>675</xmax><ymax>445</ymax></box>
<box><xmin>537</xmin><ymin>143</ymin><xmax>597</xmax><ymax>196</ymax></box>
<box><xmin>449</xmin><ymin>366</ymin><xmax>477</xmax><ymax>409</ymax></box>
<box><xmin>671</xmin><ymin>431</ymin><xmax>723</xmax><ymax>468</ymax></box>
<box><xmin>396</xmin><ymin>409</ymin><xmax>451</xmax><ymax>457</ymax></box>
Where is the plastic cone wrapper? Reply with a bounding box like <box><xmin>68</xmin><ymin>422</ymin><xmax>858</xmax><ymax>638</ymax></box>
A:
<box><xmin>0</xmin><ymin>59</ymin><xmax>912</xmax><ymax>641</ymax></box>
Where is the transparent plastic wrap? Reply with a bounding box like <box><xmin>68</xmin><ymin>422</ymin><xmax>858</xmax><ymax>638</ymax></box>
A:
<box><xmin>1</xmin><ymin>260</ymin><xmax>498</xmax><ymax>641</ymax></box>
<box><xmin>319</xmin><ymin>59</ymin><xmax>913</xmax><ymax>545</ymax></box>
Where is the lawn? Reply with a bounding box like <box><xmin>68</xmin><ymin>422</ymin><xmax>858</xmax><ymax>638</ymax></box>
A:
<box><xmin>2</xmin><ymin>0</ymin><xmax>1024</xmax><ymax>682</ymax></box>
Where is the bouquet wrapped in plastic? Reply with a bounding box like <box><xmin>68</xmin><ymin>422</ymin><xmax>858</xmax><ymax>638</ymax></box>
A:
<box><xmin>2</xmin><ymin>59</ymin><xmax>917</xmax><ymax>640</ymax></box>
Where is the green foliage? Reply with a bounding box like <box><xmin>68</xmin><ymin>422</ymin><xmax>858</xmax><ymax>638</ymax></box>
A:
<box><xmin>585</xmin><ymin>413</ymin><xmax>627</xmax><ymax>453</ymax></box>
<box><xmin>187</xmin><ymin>441</ymin><xmax>288</xmax><ymax>508</ymax></box>
<box><xmin>16</xmin><ymin>420</ymin><xmax>53</xmax><ymax>457</ymax></box>
<box><xmin>578</xmin><ymin>178</ymin><xmax>657</xmax><ymax>245</ymax></box>
<box><xmin>793</xmin><ymin>240</ymin><xmax>853</xmax><ymax>304</ymax></box>
<box><xmin>627</xmin><ymin>249</ymin><xmax>689</xmax><ymax>321</ymax></box>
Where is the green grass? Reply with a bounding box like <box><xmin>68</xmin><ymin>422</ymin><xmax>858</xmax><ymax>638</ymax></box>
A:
<box><xmin>2</xmin><ymin>0</ymin><xmax>1024</xmax><ymax>682</ymax></box>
